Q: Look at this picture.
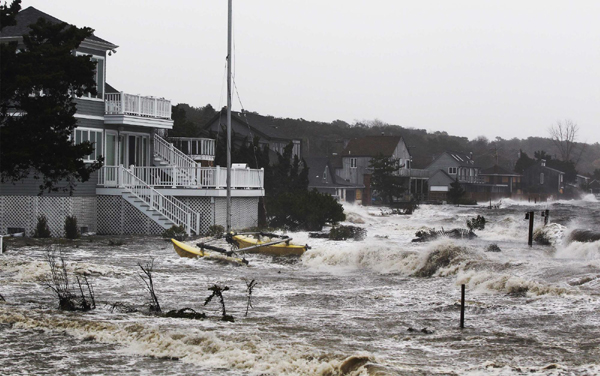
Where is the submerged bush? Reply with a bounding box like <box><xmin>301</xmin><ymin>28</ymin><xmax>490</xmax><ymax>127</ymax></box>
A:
<box><xmin>329</xmin><ymin>225</ymin><xmax>367</xmax><ymax>241</ymax></box>
<box><xmin>162</xmin><ymin>225</ymin><xmax>187</xmax><ymax>241</ymax></box>
<box><xmin>64</xmin><ymin>216</ymin><xmax>79</xmax><ymax>239</ymax></box>
<box><xmin>206</xmin><ymin>225</ymin><xmax>224</xmax><ymax>238</ymax></box>
<box><xmin>466</xmin><ymin>215</ymin><xmax>486</xmax><ymax>231</ymax></box>
<box><xmin>34</xmin><ymin>215</ymin><xmax>52</xmax><ymax>238</ymax></box>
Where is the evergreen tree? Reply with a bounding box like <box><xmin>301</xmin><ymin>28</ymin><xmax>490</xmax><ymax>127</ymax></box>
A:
<box><xmin>514</xmin><ymin>150</ymin><xmax>536</xmax><ymax>173</ymax></box>
<box><xmin>369</xmin><ymin>154</ymin><xmax>404</xmax><ymax>204</ymax></box>
<box><xmin>1</xmin><ymin>1</ymin><xmax>101</xmax><ymax>193</ymax></box>
<box><xmin>447</xmin><ymin>178</ymin><xmax>466</xmax><ymax>205</ymax></box>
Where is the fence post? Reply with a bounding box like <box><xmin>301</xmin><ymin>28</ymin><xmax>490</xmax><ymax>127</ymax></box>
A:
<box><xmin>120</xmin><ymin>91</ymin><xmax>125</xmax><ymax>113</ymax></box>
<box><xmin>460</xmin><ymin>284</ymin><xmax>465</xmax><ymax>329</ymax></box>
<box><xmin>215</xmin><ymin>166</ymin><xmax>221</xmax><ymax>189</ymax></box>
<box><xmin>172</xmin><ymin>166</ymin><xmax>178</xmax><ymax>188</ymax></box>
<box><xmin>525</xmin><ymin>211</ymin><xmax>534</xmax><ymax>246</ymax></box>
<box><xmin>0</xmin><ymin>235</ymin><xmax>3</xmax><ymax>254</ymax></box>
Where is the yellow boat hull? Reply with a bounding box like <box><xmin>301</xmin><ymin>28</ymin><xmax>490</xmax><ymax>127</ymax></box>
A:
<box><xmin>233</xmin><ymin>235</ymin><xmax>307</xmax><ymax>256</ymax></box>
<box><xmin>171</xmin><ymin>239</ymin><xmax>246</xmax><ymax>266</ymax></box>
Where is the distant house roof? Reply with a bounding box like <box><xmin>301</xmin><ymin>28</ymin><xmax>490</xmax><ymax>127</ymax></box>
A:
<box><xmin>429</xmin><ymin>169</ymin><xmax>455</xmax><ymax>186</ymax></box>
<box><xmin>480</xmin><ymin>165</ymin><xmax>520</xmax><ymax>176</ymax></box>
<box><xmin>204</xmin><ymin>110</ymin><xmax>296</xmax><ymax>142</ymax></box>
<box><xmin>425</xmin><ymin>151</ymin><xmax>479</xmax><ymax>169</ymax></box>
<box><xmin>341</xmin><ymin>136</ymin><xmax>404</xmax><ymax>157</ymax></box>
<box><xmin>0</xmin><ymin>6</ymin><xmax>117</xmax><ymax>49</ymax></box>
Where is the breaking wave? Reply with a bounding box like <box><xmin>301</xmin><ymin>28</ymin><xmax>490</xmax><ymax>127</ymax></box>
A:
<box><xmin>0</xmin><ymin>306</ymin><xmax>377</xmax><ymax>376</ymax></box>
<box><xmin>456</xmin><ymin>270</ymin><xmax>570</xmax><ymax>296</ymax></box>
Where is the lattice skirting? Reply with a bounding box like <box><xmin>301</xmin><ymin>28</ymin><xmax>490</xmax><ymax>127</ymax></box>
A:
<box><xmin>1</xmin><ymin>195</ymin><xmax>260</xmax><ymax>237</ymax></box>
<box><xmin>0</xmin><ymin>196</ymin><xmax>97</xmax><ymax>237</ymax></box>
<box><xmin>176</xmin><ymin>197</ymin><xmax>258</xmax><ymax>235</ymax></box>
<box><xmin>97</xmin><ymin>195</ymin><xmax>164</xmax><ymax>235</ymax></box>
<box><xmin>214</xmin><ymin>197</ymin><xmax>259</xmax><ymax>231</ymax></box>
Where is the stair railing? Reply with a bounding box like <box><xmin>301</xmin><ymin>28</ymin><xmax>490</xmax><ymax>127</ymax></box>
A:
<box><xmin>120</xmin><ymin>166</ymin><xmax>200</xmax><ymax>235</ymax></box>
<box><xmin>153</xmin><ymin>133</ymin><xmax>199</xmax><ymax>186</ymax></box>
<box><xmin>154</xmin><ymin>133</ymin><xmax>197</xmax><ymax>169</ymax></box>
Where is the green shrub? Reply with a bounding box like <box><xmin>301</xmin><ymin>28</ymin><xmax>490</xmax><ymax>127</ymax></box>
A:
<box><xmin>162</xmin><ymin>225</ymin><xmax>187</xmax><ymax>241</ymax></box>
<box><xmin>329</xmin><ymin>225</ymin><xmax>367</xmax><ymax>241</ymax></box>
<box><xmin>34</xmin><ymin>215</ymin><xmax>52</xmax><ymax>238</ymax></box>
<box><xmin>64</xmin><ymin>216</ymin><xmax>80</xmax><ymax>239</ymax></box>
<box><xmin>466</xmin><ymin>215</ymin><xmax>486</xmax><ymax>231</ymax></box>
<box><xmin>267</xmin><ymin>189</ymin><xmax>345</xmax><ymax>231</ymax></box>
<box><xmin>206</xmin><ymin>225</ymin><xmax>224</xmax><ymax>238</ymax></box>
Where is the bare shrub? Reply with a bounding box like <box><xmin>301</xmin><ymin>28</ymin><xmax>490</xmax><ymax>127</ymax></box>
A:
<box><xmin>137</xmin><ymin>259</ymin><xmax>161</xmax><ymax>313</ymax></box>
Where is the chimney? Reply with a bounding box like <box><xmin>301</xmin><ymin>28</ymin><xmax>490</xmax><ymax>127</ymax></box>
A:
<box><xmin>541</xmin><ymin>159</ymin><xmax>546</xmax><ymax>167</ymax></box>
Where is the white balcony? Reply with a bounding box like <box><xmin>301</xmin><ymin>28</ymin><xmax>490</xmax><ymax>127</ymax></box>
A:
<box><xmin>169</xmin><ymin>137</ymin><xmax>215</xmax><ymax>162</ymax></box>
<box><xmin>105</xmin><ymin>92</ymin><xmax>173</xmax><ymax>129</ymax></box>
<box><xmin>98</xmin><ymin>165</ymin><xmax>264</xmax><ymax>197</ymax></box>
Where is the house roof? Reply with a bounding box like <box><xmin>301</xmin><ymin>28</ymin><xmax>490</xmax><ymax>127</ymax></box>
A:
<box><xmin>480</xmin><ymin>164</ymin><xmax>520</xmax><ymax>176</ymax></box>
<box><xmin>341</xmin><ymin>136</ymin><xmax>404</xmax><ymax>157</ymax></box>
<box><xmin>429</xmin><ymin>169</ymin><xmax>455</xmax><ymax>185</ymax></box>
<box><xmin>204</xmin><ymin>110</ymin><xmax>297</xmax><ymax>141</ymax></box>
<box><xmin>425</xmin><ymin>150</ymin><xmax>479</xmax><ymax>169</ymax></box>
<box><xmin>0</xmin><ymin>6</ymin><xmax>117</xmax><ymax>49</ymax></box>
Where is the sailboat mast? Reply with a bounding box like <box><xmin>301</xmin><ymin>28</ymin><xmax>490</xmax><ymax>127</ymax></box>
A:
<box><xmin>226</xmin><ymin>0</ymin><xmax>232</xmax><ymax>232</ymax></box>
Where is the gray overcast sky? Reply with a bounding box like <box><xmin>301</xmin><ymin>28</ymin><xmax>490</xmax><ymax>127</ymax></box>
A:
<box><xmin>23</xmin><ymin>0</ymin><xmax>600</xmax><ymax>144</ymax></box>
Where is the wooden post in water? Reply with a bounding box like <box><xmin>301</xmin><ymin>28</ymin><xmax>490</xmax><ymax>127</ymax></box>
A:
<box><xmin>525</xmin><ymin>211</ymin><xmax>534</xmax><ymax>246</ymax></box>
<box><xmin>460</xmin><ymin>284</ymin><xmax>465</xmax><ymax>329</ymax></box>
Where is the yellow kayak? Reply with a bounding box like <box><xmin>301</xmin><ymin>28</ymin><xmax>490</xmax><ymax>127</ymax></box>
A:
<box><xmin>171</xmin><ymin>239</ymin><xmax>247</xmax><ymax>266</ymax></box>
<box><xmin>232</xmin><ymin>235</ymin><xmax>307</xmax><ymax>256</ymax></box>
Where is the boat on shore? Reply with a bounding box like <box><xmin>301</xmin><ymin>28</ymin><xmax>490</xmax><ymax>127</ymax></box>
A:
<box><xmin>171</xmin><ymin>239</ymin><xmax>247</xmax><ymax>266</ymax></box>
<box><xmin>230</xmin><ymin>233</ymin><xmax>308</xmax><ymax>257</ymax></box>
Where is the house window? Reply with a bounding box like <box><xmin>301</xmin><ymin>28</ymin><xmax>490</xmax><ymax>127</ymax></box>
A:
<box><xmin>540</xmin><ymin>173</ymin><xmax>544</xmax><ymax>185</ymax></box>
<box><xmin>76</xmin><ymin>53</ymin><xmax>105</xmax><ymax>99</ymax></box>
<box><xmin>350</xmin><ymin>158</ymin><xmax>357</xmax><ymax>168</ymax></box>
<box><xmin>323</xmin><ymin>167</ymin><xmax>328</xmax><ymax>180</ymax></box>
<box><xmin>448</xmin><ymin>167</ymin><xmax>457</xmax><ymax>174</ymax></box>
<box><xmin>74</xmin><ymin>128</ymin><xmax>103</xmax><ymax>162</ymax></box>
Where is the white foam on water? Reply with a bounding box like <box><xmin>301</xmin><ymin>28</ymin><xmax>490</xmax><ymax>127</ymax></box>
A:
<box><xmin>0</xmin><ymin>306</ymin><xmax>374</xmax><ymax>376</ymax></box>
<box><xmin>555</xmin><ymin>240</ymin><xmax>600</xmax><ymax>260</ymax></box>
<box><xmin>456</xmin><ymin>269</ymin><xmax>571</xmax><ymax>296</ymax></box>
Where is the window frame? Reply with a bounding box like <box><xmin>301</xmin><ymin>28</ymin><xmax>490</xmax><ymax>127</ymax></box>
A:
<box><xmin>350</xmin><ymin>158</ymin><xmax>357</xmax><ymax>169</ymax></box>
<box><xmin>448</xmin><ymin>167</ymin><xmax>457</xmax><ymax>174</ymax></box>
<box><xmin>74</xmin><ymin>127</ymin><xmax>104</xmax><ymax>162</ymax></box>
<box><xmin>75</xmin><ymin>52</ymin><xmax>106</xmax><ymax>101</ymax></box>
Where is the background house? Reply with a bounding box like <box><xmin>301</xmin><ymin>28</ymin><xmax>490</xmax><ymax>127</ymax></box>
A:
<box><xmin>331</xmin><ymin>135</ymin><xmax>428</xmax><ymax>204</ymax></box>
<box><xmin>425</xmin><ymin>151</ymin><xmax>482</xmax><ymax>200</ymax></box>
<box><xmin>521</xmin><ymin>159</ymin><xmax>565</xmax><ymax>199</ymax></box>
<box><xmin>304</xmin><ymin>157</ymin><xmax>362</xmax><ymax>203</ymax></box>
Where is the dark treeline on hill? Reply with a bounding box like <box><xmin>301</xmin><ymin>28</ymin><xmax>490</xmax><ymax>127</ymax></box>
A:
<box><xmin>171</xmin><ymin>104</ymin><xmax>600</xmax><ymax>175</ymax></box>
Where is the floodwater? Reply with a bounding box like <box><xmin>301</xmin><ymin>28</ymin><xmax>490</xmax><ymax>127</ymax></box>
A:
<box><xmin>1</xmin><ymin>196</ymin><xmax>599</xmax><ymax>375</ymax></box>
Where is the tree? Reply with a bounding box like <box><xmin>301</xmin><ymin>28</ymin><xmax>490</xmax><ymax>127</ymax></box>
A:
<box><xmin>549</xmin><ymin>119</ymin><xmax>585</xmax><ymax>165</ymax></box>
<box><xmin>1</xmin><ymin>1</ymin><xmax>102</xmax><ymax>193</ymax></box>
<box><xmin>369</xmin><ymin>154</ymin><xmax>404</xmax><ymax>204</ymax></box>
<box><xmin>447</xmin><ymin>178</ymin><xmax>466</xmax><ymax>205</ymax></box>
<box><xmin>514</xmin><ymin>150</ymin><xmax>536</xmax><ymax>173</ymax></box>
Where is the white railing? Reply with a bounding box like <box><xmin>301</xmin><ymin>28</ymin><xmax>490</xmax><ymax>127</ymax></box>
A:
<box><xmin>105</xmin><ymin>92</ymin><xmax>171</xmax><ymax>119</ymax></box>
<box><xmin>130</xmin><ymin>166</ymin><xmax>264</xmax><ymax>189</ymax></box>
<box><xmin>154</xmin><ymin>134</ymin><xmax>197</xmax><ymax>169</ymax></box>
<box><xmin>98</xmin><ymin>166</ymin><xmax>199</xmax><ymax>235</ymax></box>
<box><xmin>169</xmin><ymin>137</ymin><xmax>215</xmax><ymax>161</ymax></box>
